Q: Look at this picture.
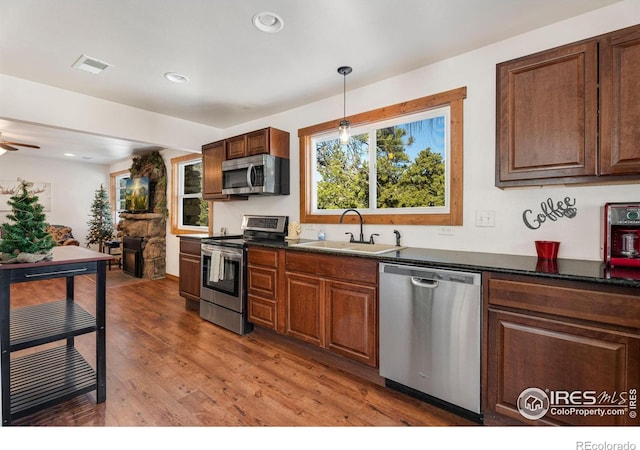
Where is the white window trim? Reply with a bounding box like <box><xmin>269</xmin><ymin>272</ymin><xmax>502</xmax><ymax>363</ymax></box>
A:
<box><xmin>171</xmin><ymin>154</ymin><xmax>209</xmax><ymax>234</ymax></box>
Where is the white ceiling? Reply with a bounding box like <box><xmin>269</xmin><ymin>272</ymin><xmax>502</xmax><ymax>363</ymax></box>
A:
<box><xmin>0</xmin><ymin>0</ymin><xmax>621</xmax><ymax>164</ymax></box>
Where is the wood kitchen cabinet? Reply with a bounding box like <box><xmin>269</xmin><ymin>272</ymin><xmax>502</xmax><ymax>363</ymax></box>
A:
<box><xmin>225</xmin><ymin>134</ymin><xmax>247</xmax><ymax>160</ymax></box>
<box><xmin>247</xmin><ymin>246</ymin><xmax>285</xmax><ymax>332</ymax></box>
<box><xmin>600</xmin><ymin>24</ymin><xmax>640</xmax><ymax>175</ymax></box>
<box><xmin>225</xmin><ymin>127</ymin><xmax>290</xmax><ymax>160</ymax></box>
<box><xmin>284</xmin><ymin>251</ymin><xmax>378</xmax><ymax>367</ymax></box>
<box><xmin>178</xmin><ymin>237</ymin><xmax>202</xmax><ymax>310</ymax></box>
<box><xmin>202</xmin><ymin>127</ymin><xmax>289</xmax><ymax>200</ymax></box>
<box><xmin>202</xmin><ymin>140</ymin><xmax>226</xmax><ymax>199</ymax></box>
<box><xmin>496</xmin><ymin>23</ymin><xmax>640</xmax><ymax>187</ymax></box>
<box><xmin>483</xmin><ymin>272</ymin><xmax>640</xmax><ymax>426</ymax></box>
<box><xmin>201</xmin><ymin>140</ymin><xmax>247</xmax><ymax>201</ymax></box>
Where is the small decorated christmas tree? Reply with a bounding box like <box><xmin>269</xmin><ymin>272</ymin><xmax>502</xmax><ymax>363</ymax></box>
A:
<box><xmin>0</xmin><ymin>179</ymin><xmax>55</xmax><ymax>261</ymax></box>
<box><xmin>86</xmin><ymin>184</ymin><xmax>114</xmax><ymax>252</ymax></box>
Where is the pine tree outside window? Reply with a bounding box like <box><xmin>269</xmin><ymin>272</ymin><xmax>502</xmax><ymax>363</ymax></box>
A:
<box><xmin>299</xmin><ymin>87</ymin><xmax>466</xmax><ymax>226</ymax></box>
<box><xmin>311</xmin><ymin>108</ymin><xmax>449</xmax><ymax>214</ymax></box>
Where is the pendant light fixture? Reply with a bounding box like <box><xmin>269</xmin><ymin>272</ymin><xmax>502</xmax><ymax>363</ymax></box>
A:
<box><xmin>337</xmin><ymin>66</ymin><xmax>352</xmax><ymax>144</ymax></box>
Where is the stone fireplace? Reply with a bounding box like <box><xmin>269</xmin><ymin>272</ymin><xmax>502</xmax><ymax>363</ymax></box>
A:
<box><xmin>116</xmin><ymin>150</ymin><xmax>168</xmax><ymax>280</ymax></box>
<box><xmin>118</xmin><ymin>212</ymin><xmax>166</xmax><ymax>279</ymax></box>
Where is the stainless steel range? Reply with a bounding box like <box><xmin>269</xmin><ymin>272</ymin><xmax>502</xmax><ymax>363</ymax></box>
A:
<box><xmin>200</xmin><ymin>215</ymin><xmax>288</xmax><ymax>335</ymax></box>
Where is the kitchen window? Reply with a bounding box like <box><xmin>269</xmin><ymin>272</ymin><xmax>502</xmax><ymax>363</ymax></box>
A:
<box><xmin>299</xmin><ymin>87</ymin><xmax>466</xmax><ymax>225</ymax></box>
<box><xmin>171</xmin><ymin>154</ymin><xmax>209</xmax><ymax>234</ymax></box>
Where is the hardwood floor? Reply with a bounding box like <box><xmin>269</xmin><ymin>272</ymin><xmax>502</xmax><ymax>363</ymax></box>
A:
<box><xmin>8</xmin><ymin>270</ymin><xmax>476</xmax><ymax>427</ymax></box>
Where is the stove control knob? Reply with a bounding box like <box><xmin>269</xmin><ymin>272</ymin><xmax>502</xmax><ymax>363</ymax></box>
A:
<box><xmin>626</xmin><ymin>210</ymin><xmax>639</xmax><ymax>221</ymax></box>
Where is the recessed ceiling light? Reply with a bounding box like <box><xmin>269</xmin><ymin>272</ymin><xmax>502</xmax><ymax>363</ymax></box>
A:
<box><xmin>164</xmin><ymin>72</ymin><xmax>190</xmax><ymax>83</ymax></box>
<box><xmin>252</xmin><ymin>11</ymin><xmax>284</xmax><ymax>33</ymax></box>
<box><xmin>64</xmin><ymin>153</ymin><xmax>76</xmax><ymax>157</ymax></box>
<box><xmin>72</xmin><ymin>54</ymin><xmax>112</xmax><ymax>75</ymax></box>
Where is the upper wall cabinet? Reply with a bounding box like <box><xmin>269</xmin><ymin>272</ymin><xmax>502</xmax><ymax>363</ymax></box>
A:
<box><xmin>225</xmin><ymin>127</ymin><xmax>290</xmax><ymax>160</ymax></box>
<box><xmin>202</xmin><ymin>140</ymin><xmax>247</xmax><ymax>201</ymax></box>
<box><xmin>600</xmin><ymin>25</ymin><xmax>640</xmax><ymax>175</ymax></box>
<box><xmin>202</xmin><ymin>127</ymin><xmax>290</xmax><ymax>200</ymax></box>
<box><xmin>496</xmin><ymin>24</ymin><xmax>640</xmax><ymax>188</ymax></box>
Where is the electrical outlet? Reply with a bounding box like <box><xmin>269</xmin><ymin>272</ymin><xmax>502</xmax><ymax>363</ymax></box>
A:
<box><xmin>438</xmin><ymin>226</ymin><xmax>455</xmax><ymax>235</ymax></box>
<box><xmin>475</xmin><ymin>210</ymin><xmax>495</xmax><ymax>227</ymax></box>
<box><xmin>304</xmin><ymin>224</ymin><xmax>316</xmax><ymax>230</ymax></box>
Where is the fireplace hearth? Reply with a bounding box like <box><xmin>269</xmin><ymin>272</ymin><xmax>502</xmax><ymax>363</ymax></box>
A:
<box><xmin>123</xmin><ymin>236</ymin><xmax>143</xmax><ymax>278</ymax></box>
<box><xmin>117</xmin><ymin>212</ymin><xmax>166</xmax><ymax>279</ymax></box>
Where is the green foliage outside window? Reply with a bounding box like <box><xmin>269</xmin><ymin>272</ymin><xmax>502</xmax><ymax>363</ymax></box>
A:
<box><xmin>315</xmin><ymin>115</ymin><xmax>446</xmax><ymax>211</ymax></box>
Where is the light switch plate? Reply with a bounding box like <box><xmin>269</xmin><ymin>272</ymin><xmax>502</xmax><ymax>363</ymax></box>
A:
<box><xmin>476</xmin><ymin>210</ymin><xmax>495</xmax><ymax>227</ymax></box>
<box><xmin>438</xmin><ymin>226</ymin><xmax>455</xmax><ymax>235</ymax></box>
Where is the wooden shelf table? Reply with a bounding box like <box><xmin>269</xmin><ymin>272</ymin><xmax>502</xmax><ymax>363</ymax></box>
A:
<box><xmin>0</xmin><ymin>246</ymin><xmax>112</xmax><ymax>425</ymax></box>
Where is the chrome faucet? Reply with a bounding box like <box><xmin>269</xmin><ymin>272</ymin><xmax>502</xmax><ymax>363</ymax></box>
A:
<box><xmin>393</xmin><ymin>229</ymin><xmax>401</xmax><ymax>247</ymax></box>
<box><xmin>339</xmin><ymin>208</ymin><xmax>366</xmax><ymax>244</ymax></box>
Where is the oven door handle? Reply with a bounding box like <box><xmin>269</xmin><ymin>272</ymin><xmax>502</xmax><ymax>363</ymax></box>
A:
<box><xmin>202</xmin><ymin>248</ymin><xmax>243</xmax><ymax>261</ymax></box>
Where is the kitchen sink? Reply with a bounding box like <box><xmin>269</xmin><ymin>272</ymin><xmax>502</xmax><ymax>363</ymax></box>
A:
<box><xmin>292</xmin><ymin>240</ymin><xmax>404</xmax><ymax>255</ymax></box>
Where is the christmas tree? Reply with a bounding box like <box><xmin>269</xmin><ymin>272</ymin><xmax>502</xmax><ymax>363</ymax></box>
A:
<box><xmin>86</xmin><ymin>184</ymin><xmax>114</xmax><ymax>252</ymax></box>
<box><xmin>0</xmin><ymin>179</ymin><xmax>55</xmax><ymax>257</ymax></box>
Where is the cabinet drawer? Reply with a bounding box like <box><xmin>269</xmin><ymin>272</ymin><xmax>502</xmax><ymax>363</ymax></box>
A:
<box><xmin>286</xmin><ymin>252</ymin><xmax>377</xmax><ymax>285</ymax></box>
<box><xmin>487</xmin><ymin>274</ymin><xmax>640</xmax><ymax>329</ymax></box>
<box><xmin>248</xmin><ymin>295</ymin><xmax>277</xmax><ymax>330</ymax></box>
<box><xmin>248</xmin><ymin>266</ymin><xmax>277</xmax><ymax>300</ymax></box>
<box><xmin>248</xmin><ymin>247</ymin><xmax>278</xmax><ymax>267</ymax></box>
<box><xmin>179</xmin><ymin>239</ymin><xmax>201</xmax><ymax>255</ymax></box>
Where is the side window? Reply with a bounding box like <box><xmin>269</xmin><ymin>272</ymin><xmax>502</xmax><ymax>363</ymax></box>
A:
<box><xmin>171</xmin><ymin>154</ymin><xmax>209</xmax><ymax>234</ymax></box>
<box><xmin>110</xmin><ymin>170</ymin><xmax>129</xmax><ymax>225</ymax></box>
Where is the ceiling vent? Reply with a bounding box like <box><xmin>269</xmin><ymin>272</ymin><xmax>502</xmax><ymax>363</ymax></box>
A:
<box><xmin>72</xmin><ymin>54</ymin><xmax>112</xmax><ymax>74</ymax></box>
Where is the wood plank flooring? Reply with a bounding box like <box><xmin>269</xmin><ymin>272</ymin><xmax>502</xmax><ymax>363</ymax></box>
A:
<box><xmin>8</xmin><ymin>270</ymin><xmax>476</xmax><ymax>427</ymax></box>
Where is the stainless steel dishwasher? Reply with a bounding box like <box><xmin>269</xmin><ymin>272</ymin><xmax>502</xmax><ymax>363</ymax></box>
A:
<box><xmin>379</xmin><ymin>263</ymin><xmax>482</xmax><ymax>419</ymax></box>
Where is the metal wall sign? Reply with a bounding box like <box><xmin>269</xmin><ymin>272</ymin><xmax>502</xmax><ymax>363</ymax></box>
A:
<box><xmin>523</xmin><ymin>197</ymin><xmax>577</xmax><ymax>230</ymax></box>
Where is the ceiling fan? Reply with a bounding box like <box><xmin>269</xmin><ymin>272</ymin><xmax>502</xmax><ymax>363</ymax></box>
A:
<box><xmin>0</xmin><ymin>132</ymin><xmax>41</xmax><ymax>152</ymax></box>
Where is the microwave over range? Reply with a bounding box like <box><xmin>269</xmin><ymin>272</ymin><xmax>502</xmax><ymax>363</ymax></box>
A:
<box><xmin>222</xmin><ymin>154</ymin><xmax>290</xmax><ymax>196</ymax></box>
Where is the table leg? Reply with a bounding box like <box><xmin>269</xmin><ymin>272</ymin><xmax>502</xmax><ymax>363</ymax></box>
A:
<box><xmin>95</xmin><ymin>260</ymin><xmax>107</xmax><ymax>403</ymax></box>
<box><xmin>1</xmin><ymin>271</ymin><xmax>10</xmax><ymax>425</ymax></box>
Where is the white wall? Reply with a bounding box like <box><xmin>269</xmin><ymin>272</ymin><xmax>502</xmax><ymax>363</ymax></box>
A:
<box><xmin>0</xmin><ymin>153</ymin><xmax>110</xmax><ymax>247</ymax></box>
<box><xmin>213</xmin><ymin>0</ymin><xmax>640</xmax><ymax>262</ymax></box>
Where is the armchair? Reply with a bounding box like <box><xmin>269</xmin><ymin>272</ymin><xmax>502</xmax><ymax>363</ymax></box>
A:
<box><xmin>46</xmin><ymin>224</ymin><xmax>80</xmax><ymax>246</ymax></box>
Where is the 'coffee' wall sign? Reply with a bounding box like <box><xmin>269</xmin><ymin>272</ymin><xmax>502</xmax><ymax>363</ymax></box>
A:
<box><xmin>522</xmin><ymin>197</ymin><xmax>577</xmax><ymax>230</ymax></box>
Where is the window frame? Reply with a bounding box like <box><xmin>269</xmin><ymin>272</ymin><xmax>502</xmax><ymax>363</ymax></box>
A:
<box><xmin>298</xmin><ymin>86</ymin><xmax>466</xmax><ymax>226</ymax></box>
<box><xmin>109</xmin><ymin>169</ymin><xmax>130</xmax><ymax>226</ymax></box>
<box><xmin>170</xmin><ymin>154</ymin><xmax>210</xmax><ymax>235</ymax></box>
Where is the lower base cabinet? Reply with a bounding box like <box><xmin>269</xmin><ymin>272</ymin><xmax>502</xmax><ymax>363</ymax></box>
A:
<box><xmin>247</xmin><ymin>247</ymin><xmax>284</xmax><ymax>332</ymax></box>
<box><xmin>247</xmin><ymin>248</ymin><xmax>378</xmax><ymax>367</ymax></box>
<box><xmin>178</xmin><ymin>237</ymin><xmax>202</xmax><ymax>309</ymax></box>
<box><xmin>285</xmin><ymin>252</ymin><xmax>378</xmax><ymax>367</ymax></box>
<box><xmin>484</xmin><ymin>273</ymin><xmax>640</xmax><ymax>426</ymax></box>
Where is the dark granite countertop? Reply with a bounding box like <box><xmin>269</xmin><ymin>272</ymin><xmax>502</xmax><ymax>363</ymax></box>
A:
<box><xmin>178</xmin><ymin>234</ymin><xmax>210</xmax><ymax>240</ymax></box>
<box><xmin>249</xmin><ymin>239</ymin><xmax>640</xmax><ymax>289</ymax></box>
